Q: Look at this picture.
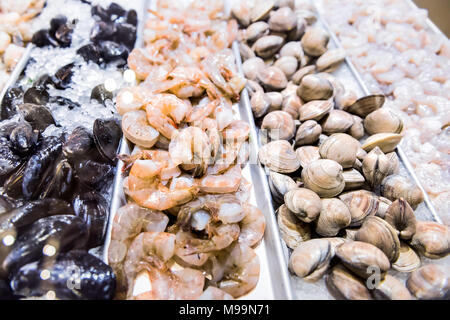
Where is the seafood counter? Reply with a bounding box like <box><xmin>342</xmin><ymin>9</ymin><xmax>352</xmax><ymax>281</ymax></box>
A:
<box><xmin>0</xmin><ymin>0</ymin><xmax>448</xmax><ymax>301</ymax></box>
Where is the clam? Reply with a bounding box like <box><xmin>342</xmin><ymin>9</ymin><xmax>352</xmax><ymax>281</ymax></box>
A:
<box><xmin>280</xmin><ymin>81</ymin><xmax>298</xmax><ymax>98</ymax></box>
<box><xmin>342</xmin><ymin>169</ymin><xmax>365</xmax><ymax>190</ymax></box>
<box><xmin>301</xmin><ymin>159</ymin><xmax>345</xmax><ymax>198</ymax></box>
<box><xmin>384</xmin><ymin>199</ymin><xmax>417</xmax><ymax>240</ymax></box>
<box><xmin>362</xmin><ymin>133</ymin><xmax>403</xmax><ymax>153</ymax></box>
<box><xmin>336</xmin><ymin>241</ymin><xmax>390</xmax><ymax>279</ymax></box>
<box><xmin>326</xmin><ymin>264</ymin><xmax>372</xmax><ymax>300</ymax></box>
<box><xmin>281</xmin><ymin>94</ymin><xmax>302</xmax><ymax>119</ymax></box>
<box><xmin>410</xmin><ymin>221</ymin><xmax>450</xmax><ymax>259</ymax></box>
<box><xmin>251</xmin><ymin>0</ymin><xmax>276</xmax><ymax>22</ymax></box>
<box><xmin>295</xmin><ymin>9</ymin><xmax>317</xmax><ymax>25</ymax></box>
<box><xmin>238</xmin><ymin>42</ymin><xmax>255</xmax><ymax>61</ymax></box>
<box><xmin>276</xmin><ymin>0</ymin><xmax>295</xmax><ymax>9</ymax></box>
<box><xmin>250</xmin><ymin>90</ymin><xmax>271</xmax><ymax>118</ymax></box>
<box><xmin>284</xmin><ymin>188</ymin><xmax>322</xmax><ymax>223</ymax></box>
<box><xmin>316</xmin><ymin>198</ymin><xmax>351</xmax><ymax>237</ymax></box>
<box><xmin>289</xmin><ymin>239</ymin><xmax>333</xmax><ymax>281</ymax></box>
<box><xmin>301</xmin><ymin>26</ymin><xmax>329</xmax><ymax>57</ymax></box>
<box><xmin>295</xmin><ymin>146</ymin><xmax>320</xmax><ymax>168</ymax></box>
<box><xmin>376</xmin><ymin>196</ymin><xmax>392</xmax><ymax>219</ymax></box>
<box><xmin>257</xmin><ymin>66</ymin><xmax>288</xmax><ymax>90</ymax></box>
<box><xmin>345</xmin><ymin>228</ymin><xmax>359</xmax><ymax>241</ymax></box>
<box><xmin>320</xmin><ymin>110</ymin><xmax>354</xmax><ymax>134</ymax></box>
<box><xmin>298</xmin><ymin>100</ymin><xmax>333</xmax><ymax>121</ymax></box>
<box><xmin>392</xmin><ymin>242</ymin><xmax>421</xmax><ymax>273</ymax></box>
<box><xmin>292</xmin><ymin>65</ymin><xmax>315</xmax><ymax>85</ymax></box>
<box><xmin>326</xmin><ymin>237</ymin><xmax>348</xmax><ymax>255</ymax></box>
<box><xmin>279</xmin><ymin>41</ymin><xmax>305</xmax><ymax>63</ymax></box>
<box><xmin>269</xmin><ymin>171</ymin><xmax>298</xmax><ymax>204</ymax></box>
<box><xmin>274</xmin><ymin>56</ymin><xmax>298</xmax><ymax>79</ymax></box>
<box><xmin>266</xmin><ymin>91</ymin><xmax>283</xmax><ymax>112</ymax></box>
<box><xmin>339</xmin><ymin>190</ymin><xmax>379</xmax><ymax>227</ymax></box>
<box><xmin>373</xmin><ymin>275</ymin><xmax>413</xmax><ymax>300</ymax></box>
<box><xmin>347</xmin><ymin>115</ymin><xmax>364</xmax><ymax>140</ymax></box>
<box><xmin>380</xmin><ymin>174</ymin><xmax>424</xmax><ymax>209</ymax></box>
<box><xmin>386</xmin><ymin>152</ymin><xmax>399</xmax><ymax>175</ymax></box>
<box><xmin>261</xmin><ymin>111</ymin><xmax>296</xmax><ymax>140</ymax></box>
<box><xmin>344</xmin><ymin>94</ymin><xmax>385</xmax><ymax>118</ymax></box>
<box><xmin>246</xmin><ymin>79</ymin><xmax>264</xmax><ymax>97</ymax></box>
<box><xmin>406</xmin><ymin>265</ymin><xmax>450</xmax><ymax>300</ymax></box>
<box><xmin>335</xmin><ymin>89</ymin><xmax>358</xmax><ymax>110</ymax></box>
<box><xmin>231</xmin><ymin>1</ymin><xmax>253</xmax><ymax>26</ymax></box>
<box><xmin>364</xmin><ymin>108</ymin><xmax>403</xmax><ymax>135</ymax></box>
<box><xmin>362</xmin><ymin>147</ymin><xmax>391</xmax><ymax>188</ymax></box>
<box><xmin>243</xmin><ymin>57</ymin><xmax>266</xmax><ymax>81</ymax></box>
<box><xmin>253</xmin><ymin>35</ymin><xmax>284</xmax><ymax>59</ymax></box>
<box><xmin>294</xmin><ymin>120</ymin><xmax>322</xmax><ymax>147</ymax></box>
<box><xmin>268</xmin><ymin>7</ymin><xmax>297</xmax><ymax>32</ymax></box>
<box><xmin>259</xmin><ymin>140</ymin><xmax>300</xmax><ymax>173</ymax></box>
<box><xmin>319</xmin><ymin>133</ymin><xmax>360</xmax><ymax>169</ymax></box>
<box><xmin>316</xmin><ymin>48</ymin><xmax>346</xmax><ymax>73</ymax></box>
<box><xmin>355</xmin><ymin>216</ymin><xmax>401</xmax><ymax>262</ymax></box>
<box><xmin>244</xmin><ymin>22</ymin><xmax>269</xmax><ymax>43</ymax></box>
<box><xmin>122</xmin><ymin>110</ymin><xmax>159</xmax><ymax>149</ymax></box>
<box><xmin>277</xmin><ymin>204</ymin><xmax>311</xmax><ymax>249</ymax></box>
<box><xmin>287</xmin><ymin>17</ymin><xmax>307</xmax><ymax>42</ymax></box>
<box><xmin>297</xmin><ymin>74</ymin><xmax>334</xmax><ymax>102</ymax></box>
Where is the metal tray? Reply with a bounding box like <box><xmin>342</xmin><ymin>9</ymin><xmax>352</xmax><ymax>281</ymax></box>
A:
<box><xmin>102</xmin><ymin>0</ymin><xmax>294</xmax><ymax>300</ymax></box>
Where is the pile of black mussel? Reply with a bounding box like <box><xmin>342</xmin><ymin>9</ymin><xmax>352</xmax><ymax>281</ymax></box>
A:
<box><xmin>77</xmin><ymin>2</ymin><xmax>137</xmax><ymax>66</ymax></box>
<box><xmin>32</xmin><ymin>14</ymin><xmax>76</xmax><ymax>48</ymax></box>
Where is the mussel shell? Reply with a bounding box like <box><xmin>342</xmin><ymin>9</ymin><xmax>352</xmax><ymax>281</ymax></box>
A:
<box><xmin>99</xmin><ymin>41</ymin><xmax>129</xmax><ymax>64</ymax></box>
<box><xmin>0</xmin><ymin>279</ymin><xmax>15</xmax><ymax>300</ymax></box>
<box><xmin>91</xmin><ymin>84</ymin><xmax>113</xmax><ymax>105</ymax></box>
<box><xmin>126</xmin><ymin>10</ymin><xmax>138</xmax><ymax>26</ymax></box>
<box><xmin>53</xmin><ymin>63</ymin><xmax>75</xmax><ymax>90</ymax></box>
<box><xmin>107</xmin><ymin>3</ymin><xmax>127</xmax><ymax>19</ymax></box>
<box><xmin>3</xmin><ymin>162</ymin><xmax>26</xmax><ymax>199</ymax></box>
<box><xmin>74</xmin><ymin>160</ymin><xmax>113</xmax><ymax>188</ymax></box>
<box><xmin>2</xmin><ymin>215</ymin><xmax>88</xmax><ymax>274</ymax></box>
<box><xmin>10</xmin><ymin>250</ymin><xmax>116</xmax><ymax>300</ymax></box>
<box><xmin>77</xmin><ymin>43</ymin><xmax>102</xmax><ymax>64</ymax></box>
<box><xmin>90</xmin><ymin>20</ymin><xmax>115</xmax><ymax>43</ymax></box>
<box><xmin>50</xmin><ymin>15</ymin><xmax>68</xmax><ymax>35</ymax></box>
<box><xmin>54</xmin><ymin>23</ymin><xmax>74</xmax><ymax>48</ymax></box>
<box><xmin>9</xmin><ymin>122</ymin><xmax>39</xmax><ymax>154</ymax></box>
<box><xmin>49</xmin><ymin>96</ymin><xmax>81</xmax><ymax>110</ymax></box>
<box><xmin>31</xmin><ymin>29</ymin><xmax>59</xmax><ymax>47</ymax></box>
<box><xmin>18</xmin><ymin>103</ymin><xmax>55</xmax><ymax>132</ymax></box>
<box><xmin>23</xmin><ymin>87</ymin><xmax>49</xmax><ymax>105</ymax></box>
<box><xmin>63</xmin><ymin>126</ymin><xmax>94</xmax><ymax>161</ymax></box>
<box><xmin>1</xmin><ymin>86</ymin><xmax>23</xmax><ymax>120</ymax></box>
<box><xmin>93</xmin><ymin>118</ymin><xmax>121</xmax><ymax>163</ymax></box>
<box><xmin>39</xmin><ymin>159</ymin><xmax>75</xmax><ymax>201</ymax></box>
<box><xmin>73</xmin><ymin>191</ymin><xmax>108</xmax><ymax>248</ymax></box>
<box><xmin>0</xmin><ymin>141</ymin><xmax>22</xmax><ymax>180</ymax></box>
<box><xmin>113</xmin><ymin>23</ymin><xmax>137</xmax><ymax>50</ymax></box>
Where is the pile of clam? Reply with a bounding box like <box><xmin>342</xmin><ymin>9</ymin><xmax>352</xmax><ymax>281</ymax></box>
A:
<box><xmin>232</xmin><ymin>0</ymin><xmax>450</xmax><ymax>300</ymax></box>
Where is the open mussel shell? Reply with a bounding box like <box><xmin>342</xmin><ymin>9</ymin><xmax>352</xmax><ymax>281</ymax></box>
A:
<box><xmin>93</xmin><ymin>118</ymin><xmax>122</xmax><ymax>163</ymax></box>
<box><xmin>316</xmin><ymin>198</ymin><xmax>351</xmax><ymax>237</ymax></box>
<box><xmin>336</xmin><ymin>241</ymin><xmax>390</xmax><ymax>279</ymax></box>
<box><xmin>289</xmin><ymin>239</ymin><xmax>332</xmax><ymax>282</ymax></box>
<box><xmin>268</xmin><ymin>171</ymin><xmax>298</xmax><ymax>204</ymax></box>
<box><xmin>10</xmin><ymin>250</ymin><xmax>116</xmax><ymax>300</ymax></box>
<box><xmin>326</xmin><ymin>264</ymin><xmax>372</xmax><ymax>300</ymax></box>
<box><xmin>361</xmin><ymin>133</ymin><xmax>402</xmax><ymax>153</ymax></box>
<box><xmin>277</xmin><ymin>204</ymin><xmax>311</xmax><ymax>249</ymax></box>
<box><xmin>355</xmin><ymin>216</ymin><xmax>401</xmax><ymax>262</ymax></box>
<box><xmin>406</xmin><ymin>265</ymin><xmax>450</xmax><ymax>300</ymax></box>
<box><xmin>380</xmin><ymin>174</ymin><xmax>424</xmax><ymax>209</ymax></box>
<box><xmin>18</xmin><ymin>103</ymin><xmax>55</xmax><ymax>132</ymax></box>
<box><xmin>301</xmin><ymin>159</ymin><xmax>345</xmax><ymax>198</ymax></box>
<box><xmin>259</xmin><ymin>140</ymin><xmax>300</xmax><ymax>173</ymax></box>
<box><xmin>344</xmin><ymin>94</ymin><xmax>385</xmax><ymax>118</ymax></box>
<box><xmin>410</xmin><ymin>221</ymin><xmax>450</xmax><ymax>259</ymax></box>
<box><xmin>392</xmin><ymin>242</ymin><xmax>421</xmax><ymax>273</ymax></box>
<box><xmin>372</xmin><ymin>274</ymin><xmax>413</xmax><ymax>300</ymax></box>
<box><xmin>284</xmin><ymin>188</ymin><xmax>322</xmax><ymax>223</ymax></box>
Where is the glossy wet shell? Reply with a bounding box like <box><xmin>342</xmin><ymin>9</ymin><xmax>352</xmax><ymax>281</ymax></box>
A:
<box><xmin>339</xmin><ymin>190</ymin><xmax>379</xmax><ymax>227</ymax></box>
<box><xmin>410</xmin><ymin>221</ymin><xmax>450</xmax><ymax>259</ymax></box>
<box><xmin>301</xmin><ymin>159</ymin><xmax>345</xmax><ymax>198</ymax></box>
<box><xmin>316</xmin><ymin>198</ymin><xmax>351</xmax><ymax>237</ymax></box>
<box><xmin>277</xmin><ymin>204</ymin><xmax>311</xmax><ymax>249</ymax></box>
<box><xmin>289</xmin><ymin>239</ymin><xmax>332</xmax><ymax>282</ymax></box>
<box><xmin>319</xmin><ymin>133</ymin><xmax>360</xmax><ymax>169</ymax></box>
<box><xmin>406</xmin><ymin>265</ymin><xmax>450</xmax><ymax>300</ymax></box>
<box><xmin>299</xmin><ymin>100</ymin><xmax>333</xmax><ymax>122</ymax></box>
<box><xmin>261</xmin><ymin>110</ymin><xmax>296</xmax><ymax>140</ymax></box>
<box><xmin>284</xmin><ymin>188</ymin><xmax>322</xmax><ymax>223</ymax></box>
<box><xmin>345</xmin><ymin>95</ymin><xmax>385</xmax><ymax>118</ymax></box>
<box><xmin>326</xmin><ymin>264</ymin><xmax>372</xmax><ymax>300</ymax></box>
<box><xmin>392</xmin><ymin>242</ymin><xmax>421</xmax><ymax>273</ymax></box>
<box><xmin>259</xmin><ymin>140</ymin><xmax>300</xmax><ymax>173</ymax></box>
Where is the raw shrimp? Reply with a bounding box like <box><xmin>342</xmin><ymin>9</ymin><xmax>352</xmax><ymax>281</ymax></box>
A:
<box><xmin>185</xmin><ymin>97</ymin><xmax>219</xmax><ymax>123</ymax></box>
<box><xmin>128</xmin><ymin>48</ymin><xmax>155</xmax><ymax>80</ymax></box>
<box><xmin>238</xmin><ymin>204</ymin><xmax>266</xmax><ymax>247</ymax></box>
<box><xmin>197</xmin><ymin>165</ymin><xmax>242</xmax><ymax>194</ymax></box>
<box><xmin>116</xmin><ymin>86</ymin><xmax>153</xmax><ymax>115</ymax></box>
<box><xmin>182</xmin><ymin>222</ymin><xmax>240</xmax><ymax>254</ymax></box>
<box><xmin>174</xmin><ymin>228</ymin><xmax>210</xmax><ymax>267</ymax></box>
<box><xmin>216</xmin><ymin>243</ymin><xmax>260</xmax><ymax>298</ymax></box>
<box><xmin>214</xmin><ymin>98</ymin><xmax>234</xmax><ymax>131</ymax></box>
<box><xmin>123</xmin><ymin>149</ymin><xmax>181</xmax><ymax>181</ymax></box>
<box><xmin>146</xmin><ymin>94</ymin><xmax>191</xmax><ymax>139</ymax></box>
<box><xmin>198</xmin><ymin>286</ymin><xmax>234</xmax><ymax>300</ymax></box>
<box><xmin>222</xmin><ymin>120</ymin><xmax>250</xmax><ymax>143</ymax></box>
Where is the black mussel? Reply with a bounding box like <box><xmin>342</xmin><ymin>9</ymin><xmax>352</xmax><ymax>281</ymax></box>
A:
<box><xmin>23</xmin><ymin>86</ymin><xmax>49</xmax><ymax>105</ymax></box>
<box><xmin>9</xmin><ymin>122</ymin><xmax>39</xmax><ymax>154</ymax></box>
<box><xmin>34</xmin><ymin>74</ymin><xmax>55</xmax><ymax>90</ymax></box>
<box><xmin>0</xmin><ymin>195</ymin><xmax>15</xmax><ymax>215</ymax></box>
<box><xmin>0</xmin><ymin>140</ymin><xmax>22</xmax><ymax>181</ymax></box>
<box><xmin>3</xmin><ymin>162</ymin><xmax>26</xmax><ymax>199</ymax></box>
<box><xmin>2</xmin><ymin>215</ymin><xmax>88</xmax><ymax>274</ymax></box>
<box><xmin>49</xmin><ymin>15</ymin><xmax>68</xmax><ymax>35</ymax></box>
<box><xmin>98</xmin><ymin>41</ymin><xmax>129</xmax><ymax>64</ymax></box>
<box><xmin>18</xmin><ymin>103</ymin><xmax>55</xmax><ymax>132</ymax></box>
<box><xmin>49</xmin><ymin>96</ymin><xmax>81</xmax><ymax>109</ymax></box>
<box><xmin>126</xmin><ymin>9</ymin><xmax>138</xmax><ymax>26</ymax></box>
<box><xmin>22</xmin><ymin>135</ymin><xmax>63</xmax><ymax>200</ymax></box>
<box><xmin>0</xmin><ymin>198</ymin><xmax>73</xmax><ymax>235</ymax></box>
<box><xmin>91</xmin><ymin>4</ymin><xmax>110</xmax><ymax>22</ymax></box>
<box><xmin>63</xmin><ymin>126</ymin><xmax>94</xmax><ymax>161</ymax></box>
<box><xmin>1</xmin><ymin>86</ymin><xmax>23</xmax><ymax>120</ymax></box>
<box><xmin>73</xmin><ymin>191</ymin><xmax>108</xmax><ymax>248</ymax></box>
<box><xmin>113</xmin><ymin>23</ymin><xmax>137</xmax><ymax>49</ymax></box>
<box><xmin>107</xmin><ymin>3</ymin><xmax>127</xmax><ymax>19</ymax></box>
<box><xmin>0</xmin><ymin>279</ymin><xmax>15</xmax><ymax>300</ymax></box>
<box><xmin>39</xmin><ymin>160</ymin><xmax>75</xmax><ymax>201</ymax></box>
<box><xmin>93</xmin><ymin>118</ymin><xmax>121</xmax><ymax>163</ymax></box>
<box><xmin>31</xmin><ymin>29</ymin><xmax>59</xmax><ymax>47</ymax></box>
<box><xmin>10</xmin><ymin>250</ymin><xmax>115</xmax><ymax>300</ymax></box>
<box><xmin>77</xmin><ymin>43</ymin><xmax>102</xmax><ymax>64</ymax></box>
<box><xmin>52</xmin><ymin>63</ymin><xmax>75</xmax><ymax>90</ymax></box>
<box><xmin>0</xmin><ymin>121</ymin><xmax>18</xmax><ymax>139</ymax></box>
<box><xmin>74</xmin><ymin>160</ymin><xmax>113</xmax><ymax>187</ymax></box>
<box><xmin>90</xmin><ymin>21</ymin><xmax>115</xmax><ymax>43</ymax></box>
<box><xmin>55</xmin><ymin>25</ymin><xmax>73</xmax><ymax>48</ymax></box>
<box><xmin>91</xmin><ymin>84</ymin><xmax>113</xmax><ymax>105</ymax></box>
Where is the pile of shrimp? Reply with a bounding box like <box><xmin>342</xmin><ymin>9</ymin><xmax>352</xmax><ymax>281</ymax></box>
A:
<box><xmin>108</xmin><ymin>0</ymin><xmax>266</xmax><ymax>300</ymax></box>
<box><xmin>0</xmin><ymin>0</ymin><xmax>45</xmax><ymax>90</ymax></box>
<box><xmin>319</xmin><ymin>0</ymin><xmax>450</xmax><ymax>223</ymax></box>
